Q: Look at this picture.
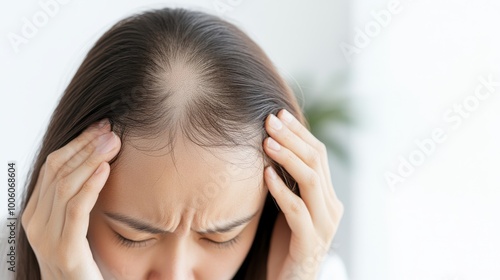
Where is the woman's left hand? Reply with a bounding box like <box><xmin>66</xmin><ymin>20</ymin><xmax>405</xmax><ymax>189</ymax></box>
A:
<box><xmin>264</xmin><ymin>109</ymin><xmax>344</xmax><ymax>280</ymax></box>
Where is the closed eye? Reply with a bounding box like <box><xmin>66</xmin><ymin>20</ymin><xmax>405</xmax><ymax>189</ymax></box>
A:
<box><xmin>203</xmin><ymin>235</ymin><xmax>240</xmax><ymax>249</ymax></box>
<box><xmin>114</xmin><ymin>231</ymin><xmax>240</xmax><ymax>250</ymax></box>
<box><xmin>113</xmin><ymin>232</ymin><xmax>151</xmax><ymax>248</ymax></box>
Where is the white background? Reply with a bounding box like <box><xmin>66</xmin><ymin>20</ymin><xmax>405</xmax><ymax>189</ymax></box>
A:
<box><xmin>1</xmin><ymin>0</ymin><xmax>500</xmax><ymax>279</ymax></box>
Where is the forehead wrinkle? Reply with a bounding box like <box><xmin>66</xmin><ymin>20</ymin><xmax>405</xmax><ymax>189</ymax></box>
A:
<box><xmin>102</xmin><ymin>175</ymin><xmax>265</xmax><ymax>238</ymax></box>
<box><xmin>104</xmin><ymin>129</ymin><xmax>266</xmax><ymax>234</ymax></box>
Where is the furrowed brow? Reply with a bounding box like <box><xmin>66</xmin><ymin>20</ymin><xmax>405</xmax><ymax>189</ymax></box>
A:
<box><xmin>104</xmin><ymin>210</ymin><xmax>259</xmax><ymax>235</ymax></box>
<box><xmin>195</xmin><ymin>211</ymin><xmax>259</xmax><ymax>234</ymax></box>
<box><xmin>104</xmin><ymin>212</ymin><xmax>169</xmax><ymax>234</ymax></box>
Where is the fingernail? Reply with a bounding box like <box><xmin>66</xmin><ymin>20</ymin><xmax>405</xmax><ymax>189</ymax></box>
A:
<box><xmin>269</xmin><ymin>114</ymin><xmax>283</xmax><ymax>130</ymax></box>
<box><xmin>97</xmin><ymin>118</ymin><xmax>109</xmax><ymax>129</ymax></box>
<box><xmin>267</xmin><ymin>137</ymin><xmax>281</xmax><ymax>151</ymax></box>
<box><xmin>90</xmin><ymin>119</ymin><xmax>108</xmax><ymax>130</ymax></box>
<box><xmin>96</xmin><ymin>132</ymin><xmax>117</xmax><ymax>154</ymax></box>
<box><xmin>281</xmin><ymin>109</ymin><xmax>294</xmax><ymax>123</ymax></box>
<box><xmin>267</xmin><ymin>166</ymin><xmax>278</xmax><ymax>180</ymax></box>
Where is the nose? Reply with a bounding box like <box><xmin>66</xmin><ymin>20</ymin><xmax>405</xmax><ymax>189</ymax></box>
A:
<box><xmin>147</xmin><ymin>236</ymin><xmax>196</xmax><ymax>280</ymax></box>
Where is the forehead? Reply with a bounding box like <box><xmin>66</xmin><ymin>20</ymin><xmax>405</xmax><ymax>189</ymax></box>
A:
<box><xmin>100</xmin><ymin>133</ymin><xmax>265</xmax><ymax>226</ymax></box>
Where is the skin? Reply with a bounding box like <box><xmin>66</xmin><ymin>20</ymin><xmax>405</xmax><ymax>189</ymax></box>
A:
<box><xmin>21</xmin><ymin>108</ymin><xmax>344</xmax><ymax>280</ymax></box>
<box><xmin>87</xmin><ymin>131</ymin><xmax>267</xmax><ymax>279</ymax></box>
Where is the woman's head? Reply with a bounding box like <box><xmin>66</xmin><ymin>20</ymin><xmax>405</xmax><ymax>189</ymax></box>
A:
<box><xmin>88</xmin><ymin>130</ymin><xmax>267</xmax><ymax>279</ymax></box>
<box><xmin>17</xmin><ymin>7</ymin><xmax>307</xmax><ymax>280</ymax></box>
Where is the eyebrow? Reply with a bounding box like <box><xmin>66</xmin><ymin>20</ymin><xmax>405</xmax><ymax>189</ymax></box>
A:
<box><xmin>103</xmin><ymin>210</ymin><xmax>259</xmax><ymax>235</ymax></box>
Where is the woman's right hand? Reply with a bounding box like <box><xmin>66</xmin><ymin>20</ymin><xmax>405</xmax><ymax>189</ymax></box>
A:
<box><xmin>21</xmin><ymin>119</ymin><xmax>121</xmax><ymax>280</ymax></box>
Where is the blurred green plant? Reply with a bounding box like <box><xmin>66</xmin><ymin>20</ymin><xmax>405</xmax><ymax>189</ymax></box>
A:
<box><xmin>288</xmin><ymin>72</ymin><xmax>354</xmax><ymax>166</ymax></box>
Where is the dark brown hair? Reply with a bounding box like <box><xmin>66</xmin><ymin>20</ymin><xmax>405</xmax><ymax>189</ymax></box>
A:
<box><xmin>16</xmin><ymin>7</ymin><xmax>308</xmax><ymax>280</ymax></box>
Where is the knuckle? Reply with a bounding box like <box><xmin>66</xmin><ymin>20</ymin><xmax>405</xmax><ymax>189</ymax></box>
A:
<box><xmin>306</xmin><ymin>146</ymin><xmax>321</xmax><ymax>166</ymax></box>
<box><xmin>55</xmin><ymin>177</ymin><xmax>71</xmax><ymax>198</ymax></box>
<box><xmin>306</xmin><ymin>171</ymin><xmax>320</xmax><ymax>186</ymax></box>
<box><xmin>73</xmin><ymin>133</ymin><xmax>86</xmax><ymax>146</ymax></box>
<box><xmin>83</xmin><ymin>139</ymin><xmax>97</xmax><ymax>155</ymax></box>
<box><xmin>277</xmin><ymin>184</ymin><xmax>289</xmax><ymax>197</ymax></box>
<box><xmin>24</xmin><ymin>223</ymin><xmax>39</xmax><ymax>245</ymax></box>
<box><xmin>83</xmin><ymin>156</ymin><xmax>101</xmax><ymax>169</ymax></box>
<box><xmin>21</xmin><ymin>221</ymin><xmax>32</xmax><ymax>240</ymax></box>
<box><xmin>298</xmin><ymin>125</ymin><xmax>308</xmax><ymax>137</ymax></box>
<box><xmin>316</xmin><ymin>141</ymin><xmax>327</xmax><ymax>154</ymax></box>
<box><xmin>289</xmin><ymin>199</ymin><xmax>305</xmax><ymax>215</ymax></box>
<box><xmin>56</xmin><ymin>164</ymin><xmax>73</xmax><ymax>179</ymax></box>
<box><xmin>285</xmin><ymin>149</ymin><xmax>296</xmax><ymax>163</ymax></box>
<box><xmin>21</xmin><ymin>211</ymin><xmax>30</xmax><ymax>229</ymax></box>
<box><xmin>282</xmin><ymin>130</ymin><xmax>293</xmax><ymax>143</ymax></box>
<box><xmin>66</xmin><ymin>199</ymin><xmax>85</xmax><ymax>220</ymax></box>
<box><xmin>45</xmin><ymin>152</ymin><xmax>61</xmax><ymax>171</ymax></box>
<box><xmin>80</xmin><ymin>181</ymin><xmax>97</xmax><ymax>196</ymax></box>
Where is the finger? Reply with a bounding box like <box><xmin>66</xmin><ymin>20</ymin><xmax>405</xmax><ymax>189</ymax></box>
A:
<box><xmin>265</xmin><ymin>114</ymin><xmax>321</xmax><ymax>170</ymax></box>
<box><xmin>278</xmin><ymin>109</ymin><xmax>338</xmax><ymax>201</ymax></box>
<box><xmin>47</xmin><ymin>131</ymin><xmax>120</xmax><ymax>233</ymax></box>
<box><xmin>62</xmin><ymin>162</ymin><xmax>109</xmax><ymax>243</ymax></box>
<box><xmin>264</xmin><ymin>137</ymin><xmax>328</xmax><ymax>222</ymax></box>
<box><xmin>265</xmin><ymin>166</ymin><xmax>313</xmax><ymax>241</ymax></box>
<box><xmin>22</xmin><ymin>163</ymin><xmax>45</xmax><ymax>227</ymax></box>
<box><xmin>276</xmin><ymin>109</ymin><xmax>324</xmax><ymax>159</ymax></box>
<box><xmin>41</xmin><ymin>119</ymin><xmax>111</xmax><ymax>195</ymax></box>
<box><xmin>266</xmin><ymin>113</ymin><xmax>333</xmax><ymax>207</ymax></box>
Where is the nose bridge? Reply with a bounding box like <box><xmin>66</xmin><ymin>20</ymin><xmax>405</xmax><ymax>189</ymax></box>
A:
<box><xmin>150</xmin><ymin>233</ymin><xmax>195</xmax><ymax>280</ymax></box>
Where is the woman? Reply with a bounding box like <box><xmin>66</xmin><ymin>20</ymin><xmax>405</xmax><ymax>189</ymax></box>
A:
<box><xmin>16</xmin><ymin>7</ymin><xmax>346</xmax><ymax>280</ymax></box>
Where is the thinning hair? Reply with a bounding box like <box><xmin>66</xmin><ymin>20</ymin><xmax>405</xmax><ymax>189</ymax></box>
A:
<box><xmin>17</xmin><ymin>7</ymin><xmax>307</xmax><ymax>280</ymax></box>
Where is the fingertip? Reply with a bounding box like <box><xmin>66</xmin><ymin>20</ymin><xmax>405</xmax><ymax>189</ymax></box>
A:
<box><xmin>88</xmin><ymin>162</ymin><xmax>110</xmax><ymax>195</ymax></box>
<box><xmin>278</xmin><ymin>109</ymin><xmax>295</xmax><ymax>124</ymax></box>
<box><xmin>266</xmin><ymin>165</ymin><xmax>278</xmax><ymax>180</ymax></box>
<box><xmin>97</xmin><ymin>118</ymin><xmax>109</xmax><ymax>129</ymax></box>
<box><xmin>93</xmin><ymin>162</ymin><xmax>109</xmax><ymax>176</ymax></box>
<box><xmin>88</xmin><ymin>118</ymin><xmax>109</xmax><ymax>131</ymax></box>
<box><xmin>265</xmin><ymin>166</ymin><xmax>286</xmax><ymax>197</ymax></box>
<box><xmin>112</xmin><ymin>131</ymin><xmax>122</xmax><ymax>148</ymax></box>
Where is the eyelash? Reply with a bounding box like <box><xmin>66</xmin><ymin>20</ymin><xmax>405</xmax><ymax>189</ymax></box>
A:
<box><xmin>114</xmin><ymin>232</ymin><xmax>241</xmax><ymax>250</ymax></box>
<box><xmin>205</xmin><ymin>235</ymin><xmax>240</xmax><ymax>250</ymax></box>
<box><xmin>114</xmin><ymin>232</ymin><xmax>150</xmax><ymax>248</ymax></box>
